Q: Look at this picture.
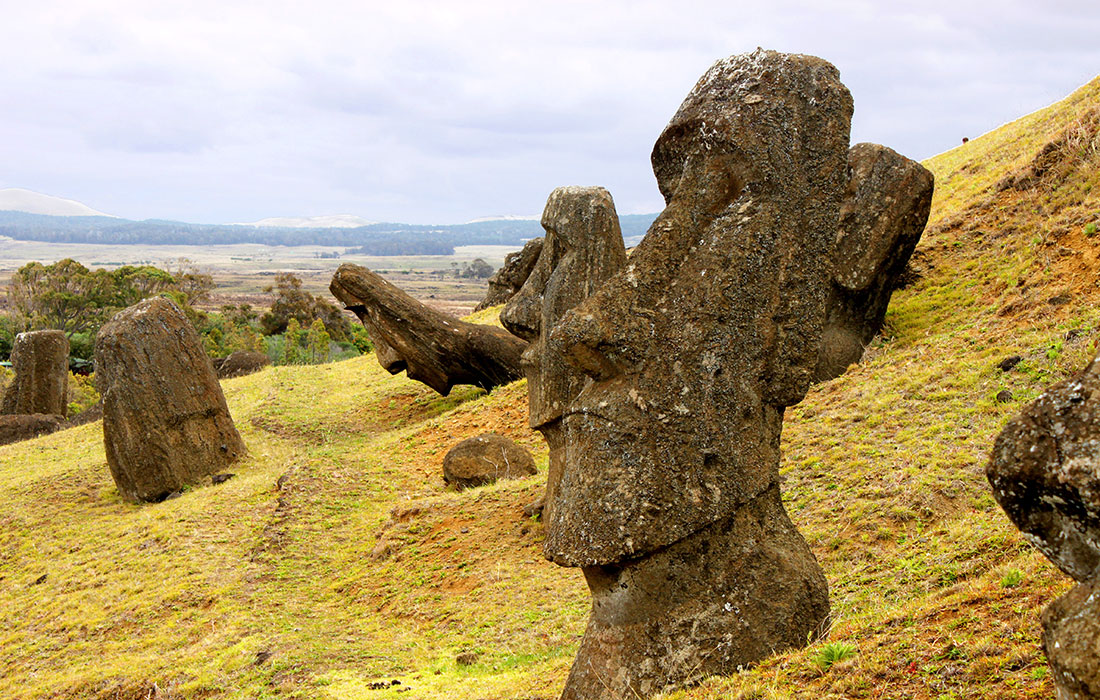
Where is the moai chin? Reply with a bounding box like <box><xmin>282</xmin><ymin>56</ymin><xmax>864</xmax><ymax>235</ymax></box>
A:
<box><xmin>542</xmin><ymin>49</ymin><xmax>853</xmax><ymax>699</ymax></box>
<box><xmin>500</xmin><ymin>186</ymin><xmax>628</xmax><ymax>519</ymax></box>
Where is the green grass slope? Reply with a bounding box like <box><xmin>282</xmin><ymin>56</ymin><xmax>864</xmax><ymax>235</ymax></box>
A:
<box><xmin>2</xmin><ymin>75</ymin><xmax>1100</xmax><ymax>700</ymax></box>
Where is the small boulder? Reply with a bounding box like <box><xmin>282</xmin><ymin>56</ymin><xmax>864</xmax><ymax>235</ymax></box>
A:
<box><xmin>1</xmin><ymin>330</ymin><xmax>70</xmax><ymax>417</ymax></box>
<box><xmin>442</xmin><ymin>433</ymin><xmax>536</xmax><ymax>490</ymax></box>
<box><xmin>474</xmin><ymin>238</ymin><xmax>544</xmax><ymax>311</ymax></box>
<box><xmin>95</xmin><ymin>297</ymin><xmax>247</xmax><ymax>503</ymax></box>
<box><xmin>0</xmin><ymin>414</ymin><xmax>65</xmax><ymax>446</ymax></box>
<box><xmin>215</xmin><ymin>350</ymin><xmax>271</xmax><ymax>379</ymax></box>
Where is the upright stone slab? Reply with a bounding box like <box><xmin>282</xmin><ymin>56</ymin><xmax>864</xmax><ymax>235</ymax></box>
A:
<box><xmin>329</xmin><ymin>264</ymin><xmax>527</xmax><ymax>395</ymax></box>
<box><xmin>95</xmin><ymin>297</ymin><xmax>246</xmax><ymax>503</ymax></box>
<box><xmin>543</xmin><ymin>50</ymin><xmax>852</xmax><ymax>699</ymax></box>
<box><xmin>814</xmin><ymin>143</ymin><xmax>934</xmax><ymax>382</ymax></box>
<box><xmin>1</xmin><ymin>330</ymin><xmax>69</xmax><ymax>417</ymax></box>
<box><xmin>475</xmin><ymin>237</ymin><xmax>544</xmax><ymax>311</ymax></box>
<box><xmin>501</xmin><ymin>186</ymin><xmax>627</xmax><ymax>518</ymax></box>
<box><xmin>989</xmin><ymin>351</ymin><xmax>1100</xmax><ymax>698</ymax></box>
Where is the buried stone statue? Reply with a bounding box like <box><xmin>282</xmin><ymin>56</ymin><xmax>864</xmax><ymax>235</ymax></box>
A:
<box><xmin>538</xmin><ymin>49</ymin><xmax>852</xmax><ymax>699</ymax></box>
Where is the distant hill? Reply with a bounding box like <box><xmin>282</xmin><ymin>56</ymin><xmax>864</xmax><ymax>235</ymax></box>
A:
<box><xmin>0</xmin><ymin>188</ymin><xmax>116</xmax><ymax>218</ymax></box>
<box><xmin>0</xmin><ymin>203</ymin><xmax>658</xmax><ymax>255</ymax></box>
<box><xmin>233</xmin><ymin>214</ymin><xmax>377</xmax><ymax>228</ymax></box>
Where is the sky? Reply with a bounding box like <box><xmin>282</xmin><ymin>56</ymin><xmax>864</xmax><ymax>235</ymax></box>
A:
<box><xmin>2</xmin><ymin>0</ymin><xmax>1099</xmax><ymax>225</ymax></box>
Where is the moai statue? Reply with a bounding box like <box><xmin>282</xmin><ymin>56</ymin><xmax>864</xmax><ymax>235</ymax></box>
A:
<box><xmin>814</xmin><ymin>142</ymin><xmax>934</xmax><ymax>382</ymax></box>
<box><xmin>1</xmin><ymin>330</ymin><xmax>70</xmax><ymax>417</ymax></box>
<box><xmin>475</xmin><ymin>237</ymin><xmax>545</xmax><ymax>311</ymax></box>
<box><xmin>329</xmin><ymin>264</ymin><xmax>527</xmax><ymax>395</ymax></box>
<box><xmin>500</xmin><ymin>186</ymin><xmax>628</xmax><ymax>519</ymax></box>
<box><xmin>541</xmin><ymin>49</ymin><xmax>853</xmax><ymax>699</ymax></box>
<box><xmin>988</xmin><ymin>351</ymin><xmax>1100</xmax><ymax>699</ymax></box>
<box><xmin>96</xmin><ymin>297</ymin><xmax>246</xmax><ymax>502</ymax></box>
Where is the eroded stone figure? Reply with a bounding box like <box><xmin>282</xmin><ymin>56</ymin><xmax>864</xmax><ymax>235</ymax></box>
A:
<box><xmin>1</xmin><ymin>329</ymin><xmax>69</xmax><ymax>417</ymax></box>
<box><xmin>814</xmin><ymin>142</ymin><xmax>934</xmax><ymax>382</ymax></box>
<box><xmin>988</xmin><ymin>351</ymin><xmax>1100</xmax><ymax>699</ymax></box>
<box><xmin>329</xmin><ymin>263</ymin><xmax>527</xmax><ymax>395</ymax></box>
<box><xmin>95</xmin><ymin>297</ymin><xmax>246</xmax><ymax>503</ymax></box>
<box><xmin>541</xmin><ymin>49</ymin><xmax>853</xmax><ymax>699</ymax></box>
<box><xmin>500</xmin><ymin>186</ymin><xmax>627</xmax><ymax>519</ymax></box>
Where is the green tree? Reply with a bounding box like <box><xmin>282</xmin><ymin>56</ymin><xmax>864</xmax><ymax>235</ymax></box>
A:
<box><xmin>6</xmin><ymin>259</ymin><xmax>118</xmax><ymax>334</ymax></box>
<box><xmin>281</xmin><ymin>318</ymin><xmax>303</xmax><ymax>365</ymax></box>
<box><xmin>306</xmin><ymin>319</ymin><xmax>331</xmax><ymax>364</ymax></box>
<box><xmin>260</xmin><ymin>273</ymin><xmax>350</xmax><ymax>341</ymax></box>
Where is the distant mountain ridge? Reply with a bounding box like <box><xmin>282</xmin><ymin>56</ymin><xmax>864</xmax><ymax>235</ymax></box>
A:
<box><xmin>0</xmin><ymin>207</ymin><xmax>658</xmax><ymax>255</ymax></box>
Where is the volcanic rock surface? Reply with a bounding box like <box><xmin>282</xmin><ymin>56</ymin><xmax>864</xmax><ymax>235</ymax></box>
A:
<box><xmin>475</xmin><ymin>237</ymin><xmax>544</xmax><ymax>311</ymax></box>
<box><xmin>988</xmin><ymin>350</ymin><xmax>1100</xmax><ymax>699</ymax></box>
<box><xmin>442</xmin><ymin>432</ymin><xmax>536</xmax><ymax>490</ymax></box>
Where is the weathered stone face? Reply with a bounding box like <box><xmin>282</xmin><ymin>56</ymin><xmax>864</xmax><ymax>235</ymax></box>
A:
<box><xmin>503</xmin><ymin>187</ymin><xmax>627</xmax><ymax>428</ymax></box>
<box><xmin>95</xmin><ymin>297</ymin><xmax>246</xmax><ymax>503</ymax></box>
<box><xmin>814</xmin><ymin>143</ymin><xmax>934</xmax><ymax>382</ymax></box>
<box><xmin>1</xmin><ymin>330</ymin><xmax>70</xmax><ymax>417</ymax></box>
<box><xmin>442</xmin><ymin>432</ymin><xmax>536</xmax><ymax>490</ymax></box>
<box><xmin>545</xmin><ymin>49</ymin><xmax>853</xmax><ymax>566</ymax></box>
<box><xmin>988</xmin><ymin>351</ymin><xmax>1100</xmax><ymax>582</ymax></box>
<box><xmin>329</xmin><ymin>264</ymin><xmax>527</xmax><ymax>395</ymax></box>
<box><xmin>475</xmin><ymin>237</ymin><xmax>544</xmax><ymax>312</ymax></box>
<box><xmin>540</xmin><ymin>49</ymin><xmax>851</xmax><ymax>699</ymax></box>
<box><xmin>500</xmin><ymin>186</ymin><xmax>628</xmax><ymax>518</ymax></box>
<box><xmin>988</xmin><ymin>351</ymin><xmax>1100</xmax><ymax>698</ymax></box>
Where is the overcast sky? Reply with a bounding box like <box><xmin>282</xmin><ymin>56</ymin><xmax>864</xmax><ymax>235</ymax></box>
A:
<box><xmin>2</xmin><ymin>0</ymin><xmax>1098</xmax><ymax>225</ymax></box>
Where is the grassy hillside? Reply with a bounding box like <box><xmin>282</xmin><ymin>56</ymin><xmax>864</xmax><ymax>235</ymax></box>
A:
<box><xmin>2</xmin><ymin>76</ymin><xmax>1099</xmax><ymax>699</ymax></box>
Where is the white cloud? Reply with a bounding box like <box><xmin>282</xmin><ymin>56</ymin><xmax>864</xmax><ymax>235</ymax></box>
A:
<box><xmin>0</xmin><ymin>0</ymin><xmax>1098</xmax><ymax>223</ymax></box>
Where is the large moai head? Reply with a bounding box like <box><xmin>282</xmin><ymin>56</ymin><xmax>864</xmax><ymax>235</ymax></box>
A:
<box><xmin>543</xmin><ymin>50</ymin><xmax>853</xmax><ymax>566</ymax></box>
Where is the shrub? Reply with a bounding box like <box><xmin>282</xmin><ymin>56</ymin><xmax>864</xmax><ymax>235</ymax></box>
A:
<box><xmin>815</xmin><ymin>641</ymin><xmax>858</xmax><ymax>671</ymax></box>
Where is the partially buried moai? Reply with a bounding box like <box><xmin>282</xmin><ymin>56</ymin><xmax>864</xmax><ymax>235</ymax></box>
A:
<box><xmin>500</xmin><ymin>186</ymin><xmax>628</xmax><ymax>519</ymax></box>
<box><xmin>814</xmin><ymin>142</ymin><xmax>934</xmax><ymax>382</ymax></box>
<box><xmin>988</xmin><ymin>351</ymin><xmax>1100</xmax><ymax>699</ymax></box>
<box><xmin>541</xmin><ymin>49</ymin><xmax>853</xmax><ymax>699</ymax></box>
<box><xmin>95</xmin><ymin>297</ymin><xmax>246</xmax><ymax>502</ymax></box>
<box><xmin>1</xmin><ymin>330</ymin><xmax>70</xmax><ymax>417</ymax></box>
